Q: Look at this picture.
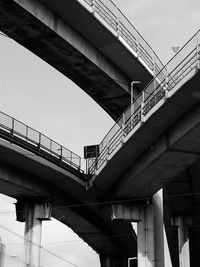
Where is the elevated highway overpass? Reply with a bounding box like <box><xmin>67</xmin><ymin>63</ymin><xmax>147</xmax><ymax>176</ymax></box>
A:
<box><xmin>0</xmin><ymin>0</ymin><xmax>200</xmax><ymax>266</ymax></box>
<box><xmin>0</xmin><ymin>30</ymin><xmax>199</xmax><ymax>266</ymax></box>
<box><xmin>0</xmin><ymin>111</ymin><xmax>137</xmax><ymax>263</ymax></box>
<box><xmin>86</xmin><ymin>30</ymin><xmax>200</xmax><ymax>266</ymax></box>
<box><xmin>0</xmin><ymin>0</ymin><xmax>163</xmax><ymax>119</ymax></box>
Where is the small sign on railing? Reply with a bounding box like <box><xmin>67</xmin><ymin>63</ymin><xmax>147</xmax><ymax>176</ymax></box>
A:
<box><xmin>84</xmin><ymin>145</ymin><xmax>99</xmax><ymax>159</ymax></box>
<box><xmin>84</xmin><ymin>145</ymin><xmax>99</xmax><ymax>175</ymax></box>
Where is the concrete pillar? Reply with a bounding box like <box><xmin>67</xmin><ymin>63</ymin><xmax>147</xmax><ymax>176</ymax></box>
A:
<box><xmin>153</xmin><ymin>192</ymin><xmax>165</xmax><ymax>267</ymax></box>
<box><xmin>99</xmin><ymin>254</ymin><xmax>127</xmax><ymax>267</ymax></box>
<box><xmin>15</xmin><ymin>199</ymin><xmax>51</xmax><ymax>267</ymax></box>
<box><xmin>173</xmin><ymin>217</ymin><xmax>191</xmax><ymax>267</ymax></box>
<box><xmin>111</xmin><ymin>201</ymin><xmax>155</xmax><ymax>267</ymax></box>
<box><xmin>137</xmin><ymin>204</ymin><xmax>154</xmax><ymax>267</ymax></box>
<box><xmin>0</xmin><ymin>238</ymin><xmax>5</xmax><ymax>267</ymax></box>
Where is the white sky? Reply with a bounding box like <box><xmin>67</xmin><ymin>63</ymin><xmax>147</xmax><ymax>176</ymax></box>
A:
<box><xmin>0</xmin><ymin>0</ymin><xmax>200</xmax><ymax>266</ymax></box>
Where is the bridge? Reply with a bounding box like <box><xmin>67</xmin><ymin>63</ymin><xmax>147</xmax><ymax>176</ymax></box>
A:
<box><xmin>0</xmin><ymin>0</ymin><xmax>199</xmax><ymax>267</ymax></box>
<box><xmin>0</xmin><ymin>0</ymin><xmax>163</xmax><ymax>119</ymax></box>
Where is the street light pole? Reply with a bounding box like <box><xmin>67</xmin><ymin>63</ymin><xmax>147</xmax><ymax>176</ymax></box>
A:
<box><xmin>131</xmin><ymin>81</ymin><xmax>140</xmax><ymax>104</ymax></box>
<box><xmin>131</xmin><ymin>0</ymin><xmax>134</xmax><ymax>25</ymax></box>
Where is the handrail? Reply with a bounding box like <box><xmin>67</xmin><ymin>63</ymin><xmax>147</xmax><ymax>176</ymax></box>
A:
<box><xmin>87</xmin><ymin>30</ymin><xmax>200</xmax><ymax>177</ymax></box>
<box><xmin>79</xmin><ymin>0</ymin><xmax>164</xmax><ymax>76</ymax></box>
<box><xmin>0</xmin><ymin>111</ymin><xmax>83</xmax><ymax>174</ymax></box>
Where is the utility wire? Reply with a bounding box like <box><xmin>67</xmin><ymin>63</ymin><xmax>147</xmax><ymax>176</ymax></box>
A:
<box><xmin>0</xmin><ymin>223</ymin><xmax>79</xmax><ymax>267</ymax></box>
<box><xmin>0</xmin><ymin>191</ymin><xmax>199</xmax><ymax>216</ymax></box>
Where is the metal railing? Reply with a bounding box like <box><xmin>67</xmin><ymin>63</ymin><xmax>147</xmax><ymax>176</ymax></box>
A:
<box><xmin>79</xmin><ymin>0</ymin><xmax>164</xmax><ymax>76</ymax></box>
<box><xmin>87</xmin><ymin>30</ymin><xmax>200</xmax><ymax>176</ymax></box>
<box><xmin>0</xmin><ymin>111</ymin><xmax>82</xmax><ymax>172</ymax></box>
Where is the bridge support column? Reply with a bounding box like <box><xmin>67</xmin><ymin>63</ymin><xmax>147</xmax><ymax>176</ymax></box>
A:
<box><xmin>15</xmin><ymin>199</ymin><xmax>52</xmax><ymax>267</ymax></box>
<box><xmin>111</xmin><ymin>201</ymin><xmax>155</xmax><ymax>267</ymax></box>
<box><xmin>99</xmin><ymin>254</ymin><xmax>127</xmax><ymax>267</ymax></box>
<box><xmin>153</xmin><ymin>191</ymin><xmax>165</xmax><ymax>267</ymax></box>
<box><xmin>173</xmin><ymin>217</ymin><xmax>191</xmax><ymax>267</ymax></box>
<box><xmin>0</xmin><ymin>238</ymin><xmax>5</xmax><ymax>267</ymax></box>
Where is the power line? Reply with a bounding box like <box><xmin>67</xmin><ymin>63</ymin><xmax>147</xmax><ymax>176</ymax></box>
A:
<box><xmin>0</xmin><ymin>191</ymin><xmax>199</xmax><ymax>216</ymax></box>
<box><xmin>0</xmin><ymin>223</ymin><xmax>79</xmax><ymax>267</ymax></box>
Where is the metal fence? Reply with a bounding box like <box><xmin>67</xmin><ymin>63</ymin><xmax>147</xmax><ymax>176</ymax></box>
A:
<box><xmin>79</xmin><ymin>0</ymin><xmax>164</xmax><ymax>76</ymax></box>
<box><xmin>87</xmin><ymin>30</ymin><xmax>200</xmax><ymax>176</ymax></box>
<box><xmin>0</xmin><ymin>111</ymin><xmax>82</xmax><ymax>171</ymax></box>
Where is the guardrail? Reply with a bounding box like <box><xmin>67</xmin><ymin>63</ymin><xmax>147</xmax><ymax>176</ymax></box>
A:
<box><xmin>87</xmin><ymin>30</ymin><xmax>200</xmax><ymax>176</ymax></box>
<box><xmin>0</xmin><ymin>111</ymin><xmax>82</xmax><ymax>172</ymax></box>
<box><xmin>79</xmin><ymin>0</ymin><xmax>164</xmax><ymax>76</ymax></box>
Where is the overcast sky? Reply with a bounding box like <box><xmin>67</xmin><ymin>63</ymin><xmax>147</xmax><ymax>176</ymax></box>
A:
<box><xmin>0</xmin><ymin>0</ymin><xmax>200</xmax><ymax>266</ymax></box>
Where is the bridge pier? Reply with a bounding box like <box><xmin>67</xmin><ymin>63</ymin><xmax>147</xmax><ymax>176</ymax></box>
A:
<box><xmin>173</xmin><ymin>217</ymin><xmax>192</xmax><ymax>267</ymax></box>
<box><xmin>99</xmin><ymin>254</ymin><xmax>127</xmax><ymax>267</ymax></box>
<box><xmin>0</xmin><ymin>238</ymin><xmax>5</xmax><ymax>267</ymax></box>
<box><xmin>111</xmin><ymin>201</ymin><xmax>156</xmax><ymax>267</ymax></box>
<box><xmin>15</xmin><ymin>199</ymin><xmax>52</xmax><ymax>267</ymax></box>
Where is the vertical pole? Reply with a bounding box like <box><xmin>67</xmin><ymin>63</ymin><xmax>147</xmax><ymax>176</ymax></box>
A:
<box><xmin>164</xmin><ymin>70</ymin><xmax>169</xmax><ymax>100</ymax></box>
<box><xmin>131</xmin><ymin>0</ymin><xmax>134</xmax><ymax>25</ymax></box>
<box><xmin>122</xmin><ymin>113</ymin><xmax>126</xmax><ymax>142</ymax></box>
<box><xmin>153</xmin><ymin>191</ymin><xmax>165</xmax><ymax>267</ymax></box>
<box><xmin>196</xmin><ymin>31</ymin><xmax>200</xmax><ymax>69</ymax></box>
<box><xmin>141</xmin><ymin>91</ymin><xmax>145</xmax><ymax>123</ymax></box>
<box><xmin>92</xmin><ymin>0</ymin><xmax>95</xmax><ymax>13</ymax></box>
<box><xmin>137</xmin><ymin>204</ymin><xmax>155</xmax><ymax>267</ymax></box>
<box><xmin>175</xmin><ymin>217</ymin><xmax>191</xmax><ymax>267</ymax></box>
<box><xmin>0</xmin><ymin>238</ymin><xmax>5</xmax><ymax>267</ymax></box>
<box><xmin>24</xmin><ymin>203</ymin><xmax>42</xmax><ymax>267</ymax></box>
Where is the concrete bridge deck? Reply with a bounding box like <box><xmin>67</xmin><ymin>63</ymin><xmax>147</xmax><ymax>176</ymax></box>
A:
<box><xmin>0</xmin><ymin>0</ymin><xmax>200</xmax><ymax>266</ymax></box>
<box><xmin>0</xmin><ymin>0</ymin><xmax>163</xmax><ymax>119</ymax></box>
<box><xmin>0</xmin><ymin>113</ymin><xmax>137</xmax><ymax>259</ymax></box>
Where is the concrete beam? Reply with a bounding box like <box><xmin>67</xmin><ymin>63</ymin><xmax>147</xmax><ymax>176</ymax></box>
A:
<box><xmin>16</xmin><ymin>199</ymin><xmax>52</xmax><ymax>267</ymax></box>
<box><xmin>0</xmin><ymin>0</ymin><xmax>139</xmax><ymax>119</ymax></box>
<box><xmin>111</xmin><ymin>202</ymin><xmax>155</xmax><ymax>267</ymax></box>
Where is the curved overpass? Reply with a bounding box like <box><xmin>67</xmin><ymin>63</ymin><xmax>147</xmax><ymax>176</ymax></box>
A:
<box><xmin>87</xmin><ymin>30</ymin><xmax>200</xmax><ymax>266</ymax></box>
<box><xmin>0</xmin><ymin>30</ymin><xmax>200</xmax><ymax>265</ymax></box>
<box><xmin>0</xmin><ymin>0</ymin><xmax>163</xmax><ymax>119</ymax></box>
<box><xmin>0</xmin><ymin>112</ymin><xmax>137</xmax><ymax>261</ymax></box>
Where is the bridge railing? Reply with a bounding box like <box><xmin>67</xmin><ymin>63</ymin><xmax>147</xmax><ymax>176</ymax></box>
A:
<box><xmin>80</xmin><ymin>0</ymin><xmax>164</xmax><ymax>76</ymax></box>
<box><xmin>87</xmin><ymin>30</ymin><xmax>200</xmax><ymax>176</ymax></box>
<box><xmin>0</xmin><ymin>111</ymin><xmax>82</xmax><ymax>171</ymax></box>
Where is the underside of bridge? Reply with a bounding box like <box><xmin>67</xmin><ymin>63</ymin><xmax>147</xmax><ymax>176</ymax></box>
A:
<box><xmin>0</xmin><ymin>0</ymin><xmax>154</xmax><ymax>120</ymax></box>
<box><xmin>1</xmin><ymin>0</ymin><xmax>200</xmax><ymax>266</ymax></box>
<box><xmin>88</xmin><ymin>70</ymin><xmax>200</xmax><ymax>266</ymax></box>
<box><xmin>0</xmin><ymin>139</ymin><xmax>137</xmax><ymax>261</ymax></box>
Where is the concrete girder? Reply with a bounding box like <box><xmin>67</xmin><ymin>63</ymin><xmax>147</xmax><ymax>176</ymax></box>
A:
<box><xmin>0</xmin><ymin>0</ymin><xmax>151</xmax><ymax>120</ymax></box>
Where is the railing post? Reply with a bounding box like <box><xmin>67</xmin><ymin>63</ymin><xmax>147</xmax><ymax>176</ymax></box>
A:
<box><xmin>60</xmin><ymin>146</ymin><xmax>63</xmax><ymax>160</ymax></box>
<box><xmin>136</xmin><ymin>40</ymin><xmax>140</xmax><ymax>58</ymax></box>
<box><xmin>38</xmin><ymin>133</ymin><xmax>41</xmax><ymax>149</ymax></box>
<box><xmin>106</xmin><ymin>144</ymin><xmax>109</xmax><ymax>162</ymax></box>
<box><xmin>164</xmin><ymin>71</ymin><xmax>169</xmax><ymax>100</ymax></box>
<box><xmin>11</xmin><ymin>117</ymin><xmax>14</xmax><ymax>136</ymax></box>
<box><xmin>50</xmin><ymin>140</ymin><xmax>52</xmax><ymax>155</ymax></box>
<box><xmin>141</xmin><ymin>91</ymin><xmax>145</xmax><ymax>123</ymax></box>
<box><xmin>116</xmin><ymin>17</ymin><xmax>120</xmax><ymax>37</ymax></box>
<box><xmin>92</xmin><ymin>0</ymin><xmax>95</xmax><ymax>13</ymax></box>
<box><xmin>130</xmin><ymin>102</ymin><xmax>135</xmax><ymax>131</ymax></box>
<box><xmin>26</xmin><ymin>125</ymin><xmax>28</xmax><ymax>142</ymax></box>
<box><xmin>153</xmin><ymin>61</ymin><xmax>156</xmax><ymax>77</ymax></box>
<box><xmin>196</xmin><ymin>31</ymin><xmax>200</xmax><ymax>69</ymax></box>
<box><xmin>121</xmin><ymin>113</ymin><xmax>125</xmax><ymax>143</ymax></box>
